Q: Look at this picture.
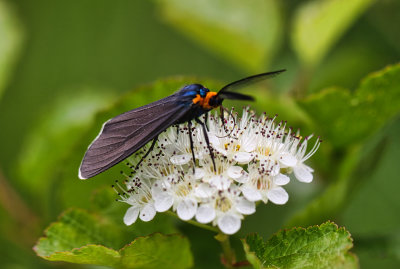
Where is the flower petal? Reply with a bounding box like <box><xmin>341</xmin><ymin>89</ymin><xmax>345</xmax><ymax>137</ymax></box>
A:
<box><xmin>294</xmin><ymin>165</ymin><xmax>313</xmax><ymax>183</ymax></box>
<box><xmin>305</xmin><ymin>165</ymin><xmax>314</xmax><ymax>173</ymax></box>
<box><xmin>209</xmin><ymin>134</ymin><xmax>228</xmax><ymax>156</ymax></box>
<box><xmin>162</xmin><ymin>144</ymin><xmax>175</xmax><ymax>155</ymax></box>
<box><xmin>194</xmin><ymin>149</ymin><xmax>206</xmax><ymax>160</ymax></box>
<box><xmin>241</xmin><ymin>137</ymin><xmax>256</xmax><ymax>152</ymax></box>
<box><xmin>234</xmin><ymin>173</ymin><xmax>249</xmax><ymax>184</ymax></box>
<box><xmin>194</xmin><ymin>183</ymin><xmax>214</xmax><ymax>199</ymax></box>
<box><xmin>241</xmin><ymin>186</ymin><xmax>262</xmax><ymax>202</ymax></box>
<box><xmin>151</xmin><ymin>180</ymin><xmax>164</xmax><ymax>197</ymax></box>
<box><xmin>194</xmin><ymin>168</ymin><xmax>205</xmax><ymax>179</ymax></box>
<box><xmin>227</xmin><ymin>166</ymin><xmax>243</xmax><ymax>179</ymax></box>
<box><xmin>210</xmin><ymin>175</ymin><xmax>231</xmax><ymax>190</ymax></box>
<box><xmin>154</xmin><ymin>192</ymin><xmax>173</xmax><ymax>212</ymax></box>
<box><xmin>139</xmin><ymin>203</ymin><xmax>156</xmax><ymax>222</ymax></box>
<box><xmin>213</xmin><ymin>147</ymin><xmax>228</xmax><ymax>156</ymax></box>
<box><xmin>236</xmin><ymin>198</ymin><xmax>256</xmax><ymax>215</ymax></box>
<box><xmin>217</xmin><ymin>214</ymin><xmax>241</xmax><ymax>235</ymax></box>
<box><xmin>208</xmin><ymin>133</ymin><xmax>221</xmax><ymax>147</ymax></box>
<box><xmin>170</xmin><ymin>154</ymin><xmax>191</xmax><ymax>165</ymax></box>
<box><xmin>267</xmin><ymin>187</ymin><xmax>289</xmax><ymax>205</ymax></box>
<box><xmin>195</xmin><ymin>204</ymin><xmax>215</xmax><ymax>224</ymax></box>
<box><xmin>233</xmin><ymin>152</ymin><xmax>254</xmax><ymax>164</ymax></box>
<box><xmin>274</xmin><ymin>173</ymin><xmax>290</xmax><ymax>186</ymax></box>
<box><xmin>280</xmin><ymin>154</ymin><xmax>297</xmax><ymax>167</ymax></box>
<box><xmin>123</xmin><ymin>206</ymin><xmax>139</xmax><ymax>226</ymax></box>
<box><xmin>177</xmin><ymin>199</ymin><xmax>197</xmax><ymax>221</ymax></box>
<box><xmin>270</xmin><ymin>162</ymin><xmax>281</xmax><ymax>176</ymax></box>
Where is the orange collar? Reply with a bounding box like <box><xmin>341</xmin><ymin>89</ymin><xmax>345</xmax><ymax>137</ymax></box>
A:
<box><xmin>192</xmin><ymin>92</ymin><xmax>218</xmax><ymax>110</ymax></box>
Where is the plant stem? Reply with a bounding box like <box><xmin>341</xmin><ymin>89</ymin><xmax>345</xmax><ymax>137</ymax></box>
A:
<box><xmin>0</xmin><ymin>168</ymin><xmax>39</xmax><ymax>246</ymax></box>
<box><xmin>164</xmin><ymin>211</ymin><xmax>241</xmax><ymax>267</ymax></box>
<box><xmin>164</xmin><ymin>210</ymin><xmax>219</xmax><ymax>233</ymax></box>
<box><xmin>215</xmin><ymin>232</ymin><xmax>236</xmax><ymax>268</ymax></box>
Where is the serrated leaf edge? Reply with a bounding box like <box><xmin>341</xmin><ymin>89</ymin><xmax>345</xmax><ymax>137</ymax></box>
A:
<box><xmin>242</xmin><ymin>221</ymin><xmax>355</xmax><ymax>269</ymax></box>
<box><xmin>358</xmin><ymin>62</ymin><xmax>400</xmax><ymax>86</ymax></box>
<box><xmin>34</xmin><ymin>214</ymin><xmax>188</xmax><ymax>258</ymax></box>
<box><xmin>34</xmin><ymin>214</ymin><xmax>190</xmax><ymax>267</ymax></box>
<box><xmin>33</xmin><ymin>208</ymin><xmax>106</xmax><ymax>255</ymax></box>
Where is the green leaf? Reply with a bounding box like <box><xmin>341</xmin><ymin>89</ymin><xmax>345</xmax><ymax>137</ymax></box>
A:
<box><xmin>34</xmin><ymin>208</ymin><xmax>193</xmax><ymax>269</ymax></box>
<box><xmin>35</xmin><ymin>208</ymin><xmax>124</xmax><ymax>253</ymax></box>
<box><xmin>341</xmin><ymin>121</ymin><xmax>400</xmax><ymax>236</ymax></box>
<box><xmin>339</xmin><ymin>121</ymin><xmax>400</xmax><ymax>266</ymax></box>
<box><xmin>291</xmin><ymin>0</ymin><xmax>375</xmax><ymax>67</ymax></box>
<box><xmin>157</xmin><ymin>0</ymin><xmax>282</xmax><ymax>71</ymax></box>
<box><xmin>242</xmin><ymin>222</ymin><xmax>358</xmax><ymax>269</ymax></box>
<box><xmin>120</xmin><ymin>233</ymin><xmax>193</xmax><ymax>269</ymax></box>
<box><xmin>300</xmin><ymin>63</ymin><xmax>400</xmax><ymax>148</ymax></box>
<box><xmin>0</xmin><ymin>0</ymin><xmax>23</xmax><ymax>99</ymax></box>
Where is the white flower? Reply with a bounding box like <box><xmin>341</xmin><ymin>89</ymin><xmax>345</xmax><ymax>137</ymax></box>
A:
<box><xmin>280</xmin><ymin>135</ymin><xmax>321</xmax><ymax>183</ymax></box>
<box><xmin>241</xmin><ymin>161</ymin><xmax>290</xmax><ymax>204</ymax></box>
<box><xmin>152</xmin><ymin>173</ymin><xmax>198</xmax><ymax>221</ymax></box>
<box><xmin>114</xmin><ymin>177</ymin><xmax>156</xmax><ymax>225</ymax></box>
<box><xmin>253</xmin><ymin>118</ymin><xmax>288</xmax><ymax>163</ymax></box>
<box><xmin>194</xmin><ymin>182</ymin><xmax>216</xmax><ymax>200</ymax></box>
<box><xmin>196</xmin><ymin>155</ymin><xmax>248</xmax><ymax>190</ymax></box>
<box><xmin>196</xmin><ymin>186</ymin><xmax>255</xmax><ymax>234</ymax></box>
<box><xmin>208</xmin><ymin>109</ymin><xmax>257</xmax><ymax>164</ymax></box>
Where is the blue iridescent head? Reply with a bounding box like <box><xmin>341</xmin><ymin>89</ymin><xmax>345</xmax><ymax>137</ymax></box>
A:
<box><xmin>199</xmin><ymin>87</ymin><xmax>209</xmax><ymax>97</ymax></box>
<box><xmin>181</xmin><ymin>84</ymin><xmax>210</xmax><ymax>97</ymax></box>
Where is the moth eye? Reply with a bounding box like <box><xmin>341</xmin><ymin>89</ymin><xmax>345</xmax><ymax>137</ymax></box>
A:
<box><xmin>199</xmin><ymin>88</ymin><xmax>209</xmax><ymax>97</ymax></box>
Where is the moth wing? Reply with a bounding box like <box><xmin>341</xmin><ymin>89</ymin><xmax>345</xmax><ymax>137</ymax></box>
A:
<box><xmin>79</xmin><ymin>95</ymin><xmax>190</xmax><ymax>179</ymax></box>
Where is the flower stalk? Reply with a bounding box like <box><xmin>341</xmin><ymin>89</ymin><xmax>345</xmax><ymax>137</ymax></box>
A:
<box><xmin>215</xmin><ymin>233</ymin><xmax>236</xmax><ymax>268</ymax></box>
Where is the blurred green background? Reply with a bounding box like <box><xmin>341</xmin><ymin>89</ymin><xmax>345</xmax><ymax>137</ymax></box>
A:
<box><xmin>0</xmin><ymin>0</ymin><xmax>399</xmax><ymax>268</ymax></box>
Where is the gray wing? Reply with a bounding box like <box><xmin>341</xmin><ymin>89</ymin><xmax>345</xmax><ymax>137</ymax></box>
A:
<box><xmin>79</xmin><ymin>95</ymin><xmax>190</xmax><ymax>179</ymax></box>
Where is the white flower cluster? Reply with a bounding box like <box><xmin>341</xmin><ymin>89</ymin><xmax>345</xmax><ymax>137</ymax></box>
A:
<box><xmin>114</xmin><ymin>108</ymin><xmax>320</xmax><ymax>234</ymax></box>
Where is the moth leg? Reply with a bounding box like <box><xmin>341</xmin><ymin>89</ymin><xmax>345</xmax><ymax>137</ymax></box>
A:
<box><xmin>188</xmin><ymin>121</ymin><xmax>196</xmax><ymax>174</ymax></box>
<box><xmin>220</xmin><ymin>105</ymin><xmax>225</xmax><ymax>128</ymax></box>
<box><xmin>175</xmin><ymin>125</ymin><xmax>179</xmax><ymax>142</ymax></box>
<box><xmin>204</xmin><ymin>113</ymin><xmax>209</xmax><ymax>131</ymax></box>
<box><xmin>134</xmin><ymin>135</ymin><xmax>158</xmax><ymax>171</ymax></box>
<box><xmin>195</xmin><ymin>117</ymin><xmax>216</xmax><ymax>172</ymax></box>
